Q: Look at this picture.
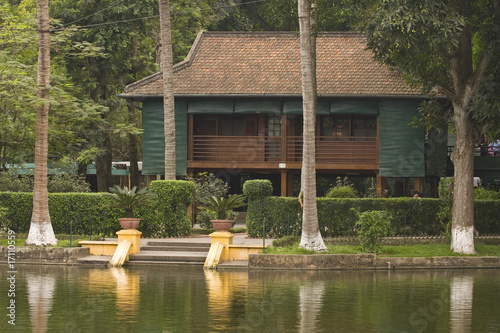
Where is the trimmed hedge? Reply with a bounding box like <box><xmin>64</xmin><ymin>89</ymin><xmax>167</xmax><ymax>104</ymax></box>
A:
<box><xmin>243</xmin><ymin>180</ymin><xmax>500</xmax><ymax>238</ymax></box>
<box><xmin>0</xmin><ymin>180</ymin><xmax>196</xmax><ymax>238</ymax></box>
<box><xmin>139</xmin><ymin>180</ymin><xmax>195</xmax><ymax>237</ymax></box>
<box><xmin>0</xmin><ymin>192</ymin><xmax>122</xmax><ymax>236</ymax></box>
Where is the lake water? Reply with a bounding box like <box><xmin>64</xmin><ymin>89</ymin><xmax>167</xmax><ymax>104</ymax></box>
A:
<box><xmin>1</xmin><ymin>264</ymin><xmax>499</xmax><ymax>332</ymax></box>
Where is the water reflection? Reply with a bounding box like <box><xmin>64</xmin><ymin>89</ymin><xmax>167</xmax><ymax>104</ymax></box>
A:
<box><xmin>26</xmin><ymin>273</ymin><xmax>55</xmax><ymax>333</ymax></box>
<box><xmin>0</xmin><ymin>265</ymin><xmax>499</xmax><ymax>332</ymax></box>
<box><xmin>450</xmin><ymin>275</ymin><xmax>474</xmax><ymax>333</ymax></box>
<box><xmin>298</xmin><ymin>281</ymin><xmax>324</xmax><ymax>333</ymax></box>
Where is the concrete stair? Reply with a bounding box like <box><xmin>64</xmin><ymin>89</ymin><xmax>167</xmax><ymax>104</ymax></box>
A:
<box><xmin>126</xmin><ymin>240</ymin><xmax>211</xmax><ymax>266</ymax></box>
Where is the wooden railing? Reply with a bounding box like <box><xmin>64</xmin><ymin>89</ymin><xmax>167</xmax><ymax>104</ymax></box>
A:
<box><xmin>193</xmin><ymin>136</ymin><xmax>281</xmax><ymax>162</ymax></box>
<box><xmin>287</xmin><ymin>136</ymin><xmax>377</xmax><ymax>163</ymax></box>
<box><xmin>192</xmin><ymin>135</ymin><xmax>377</xmax><ymax>164</ymax></box>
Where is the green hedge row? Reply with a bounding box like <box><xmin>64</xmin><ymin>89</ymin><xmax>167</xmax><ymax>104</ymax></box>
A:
<box><xmin>243</xmin><ymin>180</ymin><xmax>500</xmax><ymax>238</ymax></box>
<box><xmin>0</xmin><ymin>180</ymin><xmax>195</xmax><ymax>238</ymax></box>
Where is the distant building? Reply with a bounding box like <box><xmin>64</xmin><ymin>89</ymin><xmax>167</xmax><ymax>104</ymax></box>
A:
<box><xmin>120</xmin><ymin>31</ymin><xmax>448</xmax><ymax>197</ymax></box>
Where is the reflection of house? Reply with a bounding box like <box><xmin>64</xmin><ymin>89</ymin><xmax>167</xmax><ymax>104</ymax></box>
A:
<box><xmin>120</xmin><ymin>31</ymin><xmax>447</xmax><ymax>197</ymax></box>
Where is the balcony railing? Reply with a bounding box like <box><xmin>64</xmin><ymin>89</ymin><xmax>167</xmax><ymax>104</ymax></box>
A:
<box><xmin>192</xmin><ymin>135</ymin><xmax>377</xmax><ymax>164</ymax></box>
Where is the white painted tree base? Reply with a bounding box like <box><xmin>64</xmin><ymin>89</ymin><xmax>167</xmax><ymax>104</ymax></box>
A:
<box><xmin>451</xmin><ymin>226</ymin><xmax>475</xmax><ymax>254</ymax></box>
<box><xmin>299</xmin><ymin>231</ymin><xmax>327</xmax><ymax>252</ymax></box>
<box><xmin>25</xmin><ymin>222</ymin><xmax>58</xmax><ymax>246</ymax></box>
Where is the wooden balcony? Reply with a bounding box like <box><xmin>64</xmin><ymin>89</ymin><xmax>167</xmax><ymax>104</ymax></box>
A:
<box><xmin>189</xmin><ymin>135</ymin><xmax>378</xmax><ymax>170</ymax></box>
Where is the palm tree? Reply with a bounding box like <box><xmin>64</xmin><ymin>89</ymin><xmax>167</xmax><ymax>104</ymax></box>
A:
<box><xmin>297</xmin><ymin>0</ymin><xmax>327</xmax><ymax>251</ymax></box>
<box><xmin>25</xmin><ymin>0</ymin><xmax>57</xmax><ymax>245</ymax></box>
<box><xmin>159</xmin><ymin>0</ymin><xmax>176</xmax><ymax>179</ymax></box>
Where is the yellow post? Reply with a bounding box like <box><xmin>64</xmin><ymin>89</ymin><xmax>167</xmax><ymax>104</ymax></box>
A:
<box><xmin>116</xmin><ymin>229</ymin><xmax>142</xmax><ymax>254</ymax></box>
<box><xmin>209</xmin><ymin>232</ymin><xmax>234</xmax><ymax>261</ymax></box>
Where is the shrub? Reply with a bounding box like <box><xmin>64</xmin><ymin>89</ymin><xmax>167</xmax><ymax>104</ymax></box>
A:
<box><xmin>0</xmin><ymin>170</ymin><xmax>34</xmax><ymax>192</ymax></box>
<box><xmin>196</xmin><ymin>209</ymin><xmax>218</xmax><ymax>229</ymax></box>
<box><xmin>47</xmin><ymin>172</ymin><xmax>90</xmax><ymax>193</ymax></box>
<box><xmin>186</xmin><ymin>172</ymin><xmax>229</xmax><ymax>201</ymax></box>
<box><xmin>474</xmin><ymin>187</ymin><xmax>500</xmax><ymax>200</ymax></box>
<box><xmin>243</xmin><ymin>179</ymin><xmax>273</xmax><ymax>201</ymax></box>
<box><xmin>356</xmin><ymin>210</ymin><xmax>392</xmax><ymax>254</ymax></box>
<box><xmin>0</xmin><ymin>169</ymin><xmax>91</xmax><ymax>193</ymax></box>
<box><xmin>0</xmin><ymin>192</ymin><xmax>122</xmax><ymax>236</ymax></box>
<box><xmin>326</xmin><ymin>186</ymin><xmax>358</xmax><ymax>198</ymax></box>
<box><xmin>0</xmin><ymin>180</ymin><xmax>196</xmax><ymax>238</ymax></box>
<box><xmin>273</xmin><ymin>235</ymin><xmax>300</xmax><ymax>247</ymax></box>
<box><xmin>143</xmin><ymin>180</ymin><xmax>195</xmax><ymax>237</ymax></box>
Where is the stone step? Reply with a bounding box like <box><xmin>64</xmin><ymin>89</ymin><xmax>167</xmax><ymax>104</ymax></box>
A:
<box><xmin>141</xmin><ymin>242</ymin><xmax>211</xmax><ymax>252</ymax></box>
<box><xmin>126</xmin><ymin>260</ymin><xmax>204</xmax><ymax>266</ymax></box>
<box><xmin>128</xmin><ymin>250</ymin><xmax>207</xmax><ymax>263</ymax></box>
<box><xmin>144</xmin><ymin>241</ymin><xmax>210</xmax><ymax>248</ymax></box>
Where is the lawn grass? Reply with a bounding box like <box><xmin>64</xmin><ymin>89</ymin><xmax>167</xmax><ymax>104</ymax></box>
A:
<box><xmin>265</xmin><ymin>242</ymin><xmax>500</xmax><ymax>257</ymax></box>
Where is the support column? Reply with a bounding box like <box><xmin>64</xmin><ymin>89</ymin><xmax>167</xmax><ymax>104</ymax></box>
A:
<box><xmin>287</xmin><ymin>171</ymin><xmax>295</xmax><ymax>197</ymax></box>
<box><xmin>376</xmin><ymin>173</ymin><xmax>387</xmax><ymax>198</ymax></box>
<box><xmin>281</xmin><ymin>171</ymin><xmax>287</xmax><ymax>197</ymax></box>
<box><xmin>414</xmin><ymin>177</ymin><xmax>424</xmax><ymax>196</ymax></box>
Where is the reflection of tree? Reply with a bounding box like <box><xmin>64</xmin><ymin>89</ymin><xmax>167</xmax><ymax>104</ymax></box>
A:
<box><xmin>26</xmin><ymin>274</ymin><xmax>56</xmax><ymax>333</ymax></box>
<box><xmin>450</xmin><ymin>275</ymin><xmax>474</xmax><ymax>333</ymax></box>
<box><xmin>299</xmin><ymin>281</ymin><xmax>325</xmax><ymax>333</ymax></box>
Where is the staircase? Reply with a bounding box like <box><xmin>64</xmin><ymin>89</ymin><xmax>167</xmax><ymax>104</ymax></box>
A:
<box><xmin>126</xmin><ymin>240</ymin><xmax>211</xmax><ymax>266</ymax></box>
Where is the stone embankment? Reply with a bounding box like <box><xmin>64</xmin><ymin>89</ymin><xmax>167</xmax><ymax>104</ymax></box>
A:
<box><xmin>249</xmin><ymin>253</ymin><xmax>500</xmax><ymax>270</ymax></box>
<box><xmin>0</xmin><ymin>246</ymin><xmax>89</xmax><ymax>264</ymax></box>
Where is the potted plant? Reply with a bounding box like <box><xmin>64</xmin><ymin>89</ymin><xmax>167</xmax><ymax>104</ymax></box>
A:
<box><xmin>103</xmin><ymin>185</ymin><xmax>156</xmax><ymax>229</ymax></box>
<box><xmin>198</xmin><ymin>194</ymin><xmax>246</xmax><ymax>232</ymax></box>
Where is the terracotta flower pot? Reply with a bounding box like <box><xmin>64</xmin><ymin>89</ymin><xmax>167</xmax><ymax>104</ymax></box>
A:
<box><xmin>118</xmin><ymin>217</ymin><xmax>141</xmax><ymax>230</ymax></box>
<box><xmin>210</xmin><ymin>220</ymin><xmax>234</xmax><ymax>232</ymax></box>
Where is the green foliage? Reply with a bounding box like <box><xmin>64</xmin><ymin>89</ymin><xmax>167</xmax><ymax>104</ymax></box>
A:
<box><xmin>0</xmin><ymin>169</ymin><xmax>91</xmax><ymax>193</ymax></box>
<box><xmin>198</xmin><ymin>194</ymin><xmax>246</xmax><ymax>220</ymax></box>
<box><xmin>102</xmin><ymin>185</ymin><xmax>156</xmax><ymax>218</ymax></box>
<box><xmin>326</xmin><ymin>185</ymin><xmax>358</xmax><ymax>198</ymax></box>
<box><xmin>242</xmin><ymin>179</ymin><xmax>273</xmax><ymax>201</ymax></box>
<box><xmin>0</xmin><ymin>170</ymin><xmax>34</xmax><ymax>192</ymax></box>
<box><xmin>439</xmin><ymin>177</ymin><xmax>454</xmax><ymax>199</ymax></box>
<box><xmin>0</xmin><ymin>192</ymin><xmax>123</xmax><ymax>236</ymax></box>
<box><xmin>365</xmin><ymin>0</ymin><xmax>466</xmax><ymax>92</ymax></box>
<box><xmin>244</xmin><ymin>180</ymin><xmax>500</xmax><ymax>239</ymax></box>
<box><xmin>272</xmin><ymin>235</ymin><xmax>300</xmax><ymax>247</ymax></box>
<box><xmin>143</xmin><ymin>180</ymin><xmax>195</xmax><ymax>237</ymax></box>
<box><xmin>0</xmin><ymin>181</ymin><xmax>196</xmax><ymax>238</ymax></box>
<box><xmin>356</xmin><ymin>210</ymin><xmax>391</xmax><ymax>254</ymax></box>
<box><xmin>196</xmin><ymin>209</ymin><xmax>218</xmax><ymax>229</ymax></box>
<box><xmin>187</xmin><ymin>172</ymin><xmax>229</xmax><ymax>201</ymax></box>
<box><xmin>474</xmin><ymin>187</ymin><xmax>500</xmax><ymax>200</ymax></box>
<box><xmin>47</xmin><ymin>172</ymin><xmax>91</xmax><ymax>193</ymax></box>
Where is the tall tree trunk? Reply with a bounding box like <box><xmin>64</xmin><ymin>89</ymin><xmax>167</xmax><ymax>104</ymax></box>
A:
<box><xmin>26</xmin><ymin>0</ymin><xmax>57</xmax><ymax>245</ymax></box>
<box><xmin>159</xmin><ymin>0</ymin><xmax>176</xmax><ymax>179</ymax></box>
<box><xmin>96</xmin><ymin>137</ymin><xmax>113</xmax><ymax>192</ymax></box>
<box><xmin>448</xmin><ymin>12</ymin><xmax>480</xmax><ymax>254</ymax></box>
<box><xmin>298</xmin><ymin>0</ymin><xmax>326</xmax><ymax>252</ymax></box>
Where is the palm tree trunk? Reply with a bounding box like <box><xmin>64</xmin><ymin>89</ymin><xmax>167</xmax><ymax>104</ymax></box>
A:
<box><xmin>159</xmin><ymin>0</ymin><xmax>176</xmax><ymax>179</ymax></box>
<box><xmin>298</xmin><ymin>0</ymin><xmax>326</xmax><ymax>252</ymax></box>
<box><xmin>26</xmin><ymin>0</ymin><xmax>57</xmax><ymax>246</ymax></box>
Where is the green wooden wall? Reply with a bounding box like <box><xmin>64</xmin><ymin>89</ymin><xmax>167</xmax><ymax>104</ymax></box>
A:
<box><xmin>378</xmin><ymin>99</ymin><xmax>425</xmax><ymax>177</ymax></box>
<box><xmin>141</xmin><ymin>98</ymin><xmax>187</xmax><ymax>175</ymax></box>
<box><xmin>141</xmin><ymin>97</ymin><xmax>441</xmax><ymax>178</ymax></box>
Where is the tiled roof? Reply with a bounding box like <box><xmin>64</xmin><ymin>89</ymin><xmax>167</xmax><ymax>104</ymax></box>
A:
<box><xmin>122</xmin><ymin>31</ymin><xmax>420</xmax><ymax>97</ymax></box>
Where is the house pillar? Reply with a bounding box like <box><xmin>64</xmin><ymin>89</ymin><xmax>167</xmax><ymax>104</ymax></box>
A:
<box><xmin>376</xmin><ymin>173</ymin><xmax>387</xmax><ymax>198</ymax></box>
<box><xmin>281</xmin><ymin>171</ymin><xmax>287</xmax><ymax>197</ymax></box>
<box><xmin>414</xmin><ymin>177</ymin><xmax>424</xmax><ymax>196</ymax></box>
<box><xmin>287</xmin><ymin>171</ymin><xmax>295</xmax><ymax>197</ymax></box>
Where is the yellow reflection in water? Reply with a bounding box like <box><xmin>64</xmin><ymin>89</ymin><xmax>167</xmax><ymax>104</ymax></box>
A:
<box><xmin>204</xmin><ymin>270</ymin><xmax>248</xmax><ymax>331</ymax></box>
